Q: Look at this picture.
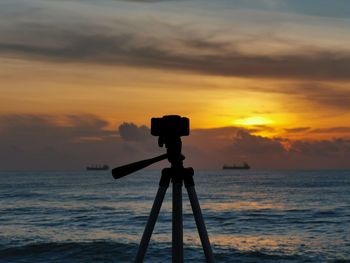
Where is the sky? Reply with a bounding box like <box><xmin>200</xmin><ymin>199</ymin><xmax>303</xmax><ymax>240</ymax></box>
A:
<box><xmin>0</xmin><ymin>0</ymin><xmax>350</xmax><ymax>170</ymax></box>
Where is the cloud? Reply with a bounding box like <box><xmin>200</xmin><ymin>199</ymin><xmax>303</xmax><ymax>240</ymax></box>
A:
<box><xmin>221</xmin><ymin>130</ymin><xmax>350</xmax><ymax>169</ymax></box>
<box><xmin>118</xmin><ymin>122</ymin><xmax>150</xmax><ymax>141</ymax></box>
<box><xmin>0</xmin><ymin>114</ymin><xmax>160</xmax><ymax>170</ymax></box>
<box><xmin>186</xmin><ymin>126</ymin><xmax>350</xmax><ymax>169</ymax></box>
<box><xmin>281</xmin><ymin>0</ymin><xmax>350</xmax><ymax>19</ymax></box>
<box><xmin>283</xmin><ymin>126</ymin><xmax>350</xmax><ymax>136</ymax></box>
<box><xmin>290</xmin><ymin>138</ymin><xmax>350</xmax><ymax>156</ymax></box>
<box><xmin>1</xmin><ymin>18</ymin><xmax>350</xmax><ymax>81</ymax></box>
<box><xmin>230</xmin><ymin>0</ymin><xmax>350</xmax><ymax>19</ymax></box>
<box><xmin>1</xmin><ymin>114</ymin><xmax>350</xmax><ymax>170</ymax></box>
<box><xmin>248</xmin><ymin>82</ymin><xmax>350</xmax><ymax>111</ymax></box>
<box><xmin>310</xmin><ymin>127</ymin><xmax>350</xmax><ymax>134</ymax></box>
<box><xmin>284</xmin><ymin>127</ymin><xmax>311</xmax><ymax>133</ymax></box>
<box><xmin>116</xmin><ymin>0</ymin><xmax>177</xmax><ymax>2</ymax></box>
<box><xmin>230</xmin><ymin>130</ymin><xmax>285</xmax><ymax>155</ymax></box>
<box><xmin>295</xmin><ymin>83</ymin><xmax>350</xmax><ymax>110</ymax></box>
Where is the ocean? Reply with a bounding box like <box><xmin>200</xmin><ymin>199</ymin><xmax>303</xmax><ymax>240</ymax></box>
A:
<box><xmin>0</xmin><ymin>169</ymin><xmax>349</xmax><ymax>263</ymax></box>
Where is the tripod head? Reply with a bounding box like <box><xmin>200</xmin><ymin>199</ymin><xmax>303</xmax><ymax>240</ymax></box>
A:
<box><xmin>112</xmin><ymin>115</ymin><xmax>190</xmax><ymax>179</ymax></box>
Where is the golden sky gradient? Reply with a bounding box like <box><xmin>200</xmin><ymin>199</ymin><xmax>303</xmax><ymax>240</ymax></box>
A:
<box><xmin>1</xmin><ymin>57</ymin><xmax>349</xmax><ymax>139</ymax></box>
<box><xmin>1</xmin><ymin>0</ymin><xmax>350</xmax><ymax>169</ymax></box>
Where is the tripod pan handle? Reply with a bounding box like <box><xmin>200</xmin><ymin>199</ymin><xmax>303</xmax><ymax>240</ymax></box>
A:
<box><xmin>112</xmin><ymin>154</ymin><xmax>167</xmax><ymax>179</ymax></box>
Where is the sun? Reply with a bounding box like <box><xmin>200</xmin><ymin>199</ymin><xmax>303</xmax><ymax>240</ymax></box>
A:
<box><xmin>235</xmin><ymin>116</ymin><xmax>273</xmax><ymax>126</ymax></box>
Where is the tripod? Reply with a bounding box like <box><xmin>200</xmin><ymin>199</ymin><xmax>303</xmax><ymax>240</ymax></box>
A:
<box><xmin>112</xmin><ymin>133</ymin><xmax>215</xmax><ymax>263</ymax></box>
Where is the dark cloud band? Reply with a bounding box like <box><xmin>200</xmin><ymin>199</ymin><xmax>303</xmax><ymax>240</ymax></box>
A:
<box><xmin>1</xmin><ymin>21</ymin><xmax>350</xmax><ymax>81</ymax></box>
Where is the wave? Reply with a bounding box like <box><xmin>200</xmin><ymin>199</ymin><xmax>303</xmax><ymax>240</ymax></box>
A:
<box><xmin>0</xmin><ymin>241</ymin><xmax>336</xmax><ymax>263</ymax></box>
<box><xmin>0</xmin><ymin>241</ymin><xmax>138</xmax><ymax>263</ymax></box>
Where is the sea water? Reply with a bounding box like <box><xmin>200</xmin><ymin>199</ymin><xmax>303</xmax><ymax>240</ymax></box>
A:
<box><xmin>0</xmin><ymin>170</ymin><xmax>349</xmax><ymax>262</ymax></box>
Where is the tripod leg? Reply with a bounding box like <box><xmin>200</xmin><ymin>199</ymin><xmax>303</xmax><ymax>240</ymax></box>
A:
<box><xmin>172</xmin><ymin>177</ymin><xmax>183</xmax><ymax>263</ymax></box>
<box><xmin>134</xmin><ymin>173</ymin><xmax>171</xmax><ymax>263</ymax></box>
<box><xmin>185</xmin><ymin>182</ymin><xmax>215</xmax><ymax>263</ymax></box>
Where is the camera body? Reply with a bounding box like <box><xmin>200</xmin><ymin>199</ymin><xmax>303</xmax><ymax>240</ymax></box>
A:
<box><xmin>151</xmin><ymin>115</ymin><xmax>190</xmax><ymax>137</ymax></box>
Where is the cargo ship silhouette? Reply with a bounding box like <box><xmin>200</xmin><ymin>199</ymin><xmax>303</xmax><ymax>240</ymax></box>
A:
<box><xmin>222</xmin><ymin>162</ymin><xmax>250</xmax><ymax>170</ymax></box>
<box><xmin>86</xmin><ymin>164</ymin><xmax>109</xmax><ymax>171</ymax></box>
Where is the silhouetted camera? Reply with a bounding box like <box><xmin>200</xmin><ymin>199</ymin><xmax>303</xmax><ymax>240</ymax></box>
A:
<box><xmin>151</xmin><ymin>115</ymin><xmax>190</xmax><ymax>137</ymax></box>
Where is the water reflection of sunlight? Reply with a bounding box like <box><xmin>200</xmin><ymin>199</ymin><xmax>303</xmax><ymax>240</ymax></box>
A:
<box><xmin>80</xmin><ymin>231</ymin><xmax>303</xmax><ymax>255</ymax></box>
<box><xmin>201</xmin><ymin>201</ymin><xmax>285</xmax><ymax>212</ymax></box>
<box><xmin>210</xmin><ymin>235</ymin><xmax>301</xmax><ymax>254</ymax></box>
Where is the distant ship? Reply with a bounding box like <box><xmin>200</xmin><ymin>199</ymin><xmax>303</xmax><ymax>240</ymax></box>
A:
<box><xmin>223</xmin><ymin>162</ymin><xmax>250</xmax><ymax>170</ymax></box>
<box><xmin>86</xmin><ymin>164</ymin><xmax>109</xmax><ymax>171</ymax></box>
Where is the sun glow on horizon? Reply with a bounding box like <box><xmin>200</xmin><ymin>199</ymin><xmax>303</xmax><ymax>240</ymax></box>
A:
<box><xmin>234</xmin><ymin>116</ymin><xmax>273</xmax><ymax>126</ymax></box>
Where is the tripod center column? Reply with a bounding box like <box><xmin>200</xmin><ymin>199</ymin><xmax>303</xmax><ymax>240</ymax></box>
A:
<box><xmin>164</xmin><ymin>135</ymin><xmax>185</xmax><ymax>263</ymax></box>
<box><xmin>172</xmin><ymin>172</ymin><xmax>184</xmax><ymax>263</ymax></box>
